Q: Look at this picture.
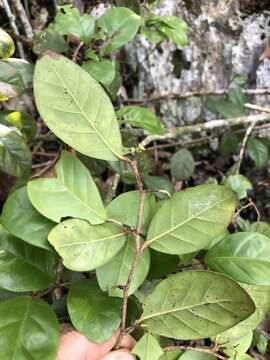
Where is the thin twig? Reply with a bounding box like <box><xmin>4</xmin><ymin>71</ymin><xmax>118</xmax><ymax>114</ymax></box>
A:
<box><xmin>163</xmin><ymin>345</ymin><xmax>227</xmax><ymax>360</ymax></box>
<box><xmin>72</xmin><ymin>41</ymin><xmax>84</xmax><ymax>62</ymax></box>
<box><xmin>236</xmin><ymin>118</ymin><xmax>258</xmax><ymax>174</ymax></box>
<box><xmin>12</xmin><ymin>0</ymin><xmax>33</xmax><ymax>39</ymax></box>
<box><xmin>1</xmin><ymin>0</ymin><xmax>25</xmax><ymax>58</ymax></box>
<box><xmin>245</xmin><ymin>103</ymin><xmax>270</xmax><ymax>114</ymax></box>
<box><xmin>123</xmin><ymin>89</ymin><xmax>270</xmax><ymax>104</ymax></box>
<box><xmin>104</xmin><ymin>173</ymin><xmax>121</xmax><ymax>205</ymax></box>
<box><xmin>140</xmin><ymin>114</ymin><xmax>270</xmax><ymax>148</ymax></box>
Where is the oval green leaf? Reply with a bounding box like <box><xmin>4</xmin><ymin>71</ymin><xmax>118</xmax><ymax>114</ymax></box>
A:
<box><xmin>1</xmin><ymin>186</ymin><xmax>54</xmax><ymax>250</ymax></box>
<box><xmin>138</xmin><ymin>270</ymin><xmax>255</xmax><ymax>340</ymax></box>
<box><xmin>96</xmin><ymin>236</ymin><xmax>150</xmax><ymax>297</ymax></box>
<box><xmin>170</xmin><ymin>148</ymin><xmax>195</xmax><ymax>181</ymax></box>
<box><xmin>132</xmin><ymin>332</ymin><xmax>164</xmax><ymax>360</ymax></box>
<box><xmin>0</xmin><ymin>296</ymin><xmax>59</xmax><ymax>360</ymax></box>
<box><xmin>33</xmin><ymin>53</ymin><xmax>123</xmax><ymax>161</ymax></box>
<box><xmin>67</xmin><ymin>279</ymin><xmax>121</xmax><ymax>343</ymax></box>
<box><xmin>0</xmin><ymin>29</ymin><xmax>15</xmax><ymax>59</ymax></box>
<box><xmin>28</xmin><ymin>151</ymin><xmax>106</xmax><ymax>224</ymax></box>
<box><xmin>147</xmin><ymin>185</ymin><xmax>236</xmax><ymax>255</ymax></box>
<box><xmin>48</xmin><ymin>219</ymin><xmax>127</xmax><ymax>271</ymax></box>
<box><xmin>205</xmin><ymin>232</ymin><xmax>270</xmax><ymax>285</ymax></box>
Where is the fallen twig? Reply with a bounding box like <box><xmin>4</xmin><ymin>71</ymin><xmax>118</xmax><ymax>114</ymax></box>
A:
<box><xmin>245</xmin><ymin>103</ymin><xmax>270</xmax><ymax>114</ymax></box>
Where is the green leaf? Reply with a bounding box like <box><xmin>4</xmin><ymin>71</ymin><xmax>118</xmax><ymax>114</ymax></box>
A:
<box><xmin>67</xmin><ymin>279</ymin><xmax>121</xmax><ymax>343</ymax></box>
<box><xmin>1</xmin><ymin>111</ymin><xmax>37</xmax><ymax>142</ymax></box>
<box><xmin>106</xmin><ymin>190</ymin><xmax>157</xmax><ymax>234</ymax></box>
<box><xmin>54</xmin><ymin>5</ymin><xmax>95</xmax><ymax>44</ymax></box>
<box><xmin>147</xmin><ymin>249</ymin><xmax>179</xmax><ymax>280</ymax></box>
<box><xmin>233</xmin><ymin>75</ymin><xmax>248</xmax><ymax>87</ymax></box>
<box><xmin>206</xmin><ymin>93</ymin><xmax>246</xmax><ymax>118</ymax></box>
<box><xmin>48</xmin><ymin>219</ymin><xmax>127</xmax><ymax>271</ymax></box>
<box><xmin>0</xmin><ymin>124</ymin><xmax>32</xmax><ymax>177</ymax></box>
<box><xmin>96</xmin><ymin>236</ymin><xmax>150</xmax><ymax>297</ymax></box>
<box><xmin>205</xmin><ymin>232</ymin><xmax>270</xmax><ymax>285</ymax></box>
<box><xmin>0</xmin><ymin>296</ymin><xmax>59</xmax><ymax>360</ymax></box>
<box><xmin>247</xmin><ymin>138</ymin><xmax>269</xmax><ymax>168</ymax></box>
<box><xmin>143</xmin><ymin>175</ymin><xmax>174</xmax><ymax>199</ymax></box>
<box><xmin>83</xmin><ymin>59</ymin><xmax>116</xmax><ymax>86</ymax></box>
<box><xmin>147</xmin><ymin>185</ymin><xmax>236</xmax><ymax>255</ymax></box>
<box><xmin>4</xmin><ymin>58</ymin><xmax>34</xmax><ymax>86</ymax></box>
<box><xmin>228</xmin><ymin>87</ymin><xmax>246</xmax><ymax>109</ymax></box>
<box><xmin>217</xmin><ymin>283</ymin><xmax>270</xmax><ymax>339</ymax></box>
<box><xmin>249</xmin><ymin>221</ymin><xmax>270</xmax><ymax>237</ymax></box>
<box><xmin>0</xmin><ymin>60</ymin><xmax>25</xmax><ymax>99</ymax></box>
<box><xmin>141</xmin><ymin>26</ymin><xmax>165</xmax><ymax>44</ymax></box>
<box><xmin>252</xmin><ymin>330</ymin><xmax>268</xmax><ymax>354</ymax></box>
<box><xmin>98</xmin><ymin>7</ymin><xmax>140</xmax><ymax>53</ymax></box>
<box><xmin>220</xmin><ymin>132</ymin><xmax>239</xmax><ymax>158</ymax></box>
<box><xmin>34</xmin><ymin>53</ymin><xmax>123</xmax><ymax>161</ymax></box>
<box><xmin>1</xmin><ymin>186</ymin><xmax>54</xmax><ymax>250</ymax></box>
<box><xmin>0</xmin><ymin>29</ymin><xmax>15</xmax><ymax>59</ymax></box>
<box><xmin>160</xmin><ymin>349</ymin><xmax>182</xmax><ymax>360</ymax></box>
<box><xmin>179</xmin><ymin>351</ymin><xmax>216</xmax><ymax>360</ymax></box>
<box><xmin>116</xmin><ymin>0</ymin><xmax>141</xmax><ymax>14</ymax></box>
<box><xmin>28</xmin><ymin>151</ymin><xmax>106</xmax><ymax>224</ymax></box>
<box><xmin>0</xmin><ymin>226</ymin><xmax>58</xmax><ymax>291</ymax></box>
<box><xmin>219</xmin><ymin>332</ymin><xmax>252</xmax><ymax>357</ymax></box>
<box><xmin>133</xmin><ymin>332</ymin><xmax>164</xmax><ymax>360</ymax></box>
<box><xmin>33</xmin><ymin>26</ymin><xmax>68</xmax><ymax>55</ymax></box>
<box><xmin>138</xmin><ymin>270</ymin><xmax>255</xmax><ymax>340</ymax></box>
<box><xmin>116</xmin><ymin>106</ymin><xmax>165</xmax><ymax>135</ymax></box>
<box><xmin>223</xmin><ymin>174</ymin><xmax>252</xmax><ymax>200</ymax></box>
<box><xmin>170</xmin><ymin>148</ymin><xmax>195</xmax><ymax>180</ymax></box>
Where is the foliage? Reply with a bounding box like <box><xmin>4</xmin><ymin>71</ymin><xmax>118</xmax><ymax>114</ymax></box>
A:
<box><xmin>0</xmin><ymin>2</ymin><xmax>269</xmax><ymax>359</ymax></box>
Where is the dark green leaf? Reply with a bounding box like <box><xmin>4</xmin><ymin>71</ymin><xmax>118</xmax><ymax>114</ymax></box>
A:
<box><xmin>48</xmin><ymin>219</ymin><xmax>127</xmax><ymax>271</ymax></box>
<box><xmin>247</xmin><ymin>138</ymin><xmax>269</xmax><ymax>168</ymax></box>
<box><xmin>170</xmin><ymin>148</ymin><xmax>195</xmax><ymax>180</ymax></box>
<box><xmin>33</xmin><ymin>26</ymin><xmax>68</xmax><ymax>55</ymax></box>
<box><xmin>147</xmin><ymin>185</ymin><xmax>236</xmax><ymax>255</ymax></box>
<box><xmin>116</xmin><ymin>106</ymin><xmax>165</xmax><ymax>135</ymax></box>
<box><xmin>0</xmin><ymin>124</ymin><xmax>32</xmax><ymax>177</ymax></box>
<box><xmin>1</xmin><ymin>186</ymin><xmax>54</xmax><ymax>250</ymax></box>
<box><xmin>116</xmin><ymin>0</ymin><xmax>141</xmax><ymax>14</ymax></box>
<box><xmin>143</xmin><ymin>175</ymin><xmax>174</xmax><ymax>199</ymax></box>
<box><xmin>138</xmin><ymin>270</ymin><xmax>255</xmax><ymax>340</ymax></box>
<box><xmin>67</xmin><ymin>279</ymin><xmax>121</xmax><ymax>343</ymax></box>
<box><xmin>147</xmin><ymin>249</ymin><xmax>179</xmax><ymax>280</ymax></box>
<box><xmin>0</xmin><ymin>296</ymin><xmax>59</xmax><ymax>360</ymax></box>
<box><xmin>205</xmin><ymin>232</ymin><xmax>270</xmax><ymax>285</ymax></box>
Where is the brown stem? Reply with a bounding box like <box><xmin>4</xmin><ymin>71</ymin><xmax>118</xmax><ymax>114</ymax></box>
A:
<box><xmin>163</xmin><ymin>345</ymin><xmax>227</xmax><ymax>360</ymax></box>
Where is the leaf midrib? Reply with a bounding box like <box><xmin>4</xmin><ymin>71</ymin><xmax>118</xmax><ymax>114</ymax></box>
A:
<box><xmin>57</xmin><ymin>231</ymin><xmax>126</xmax><ymax>248</ymax></box>
<box><xmin>52</xmin><ymin>64</ymin><xmax>121</xmax><ymax>159</ymax></box>
<box><xmin>12</xmin><ymin>300</ymin><xmax>31</xmax><ymax>360</ymax></box>
<box><xmin>147</xmin><ymin>195</ymin><xmax>233</xmax><ymax>244</ymax></box>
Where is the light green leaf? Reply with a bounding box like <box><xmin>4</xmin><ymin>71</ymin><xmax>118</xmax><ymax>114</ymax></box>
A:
<box><xmin>116</xmin><ymin>106</ymin><xmax>165</xmax><ymax>135</ymax></box>
<box><xmin>98</xmin><ymin>7</ymin><xmax>140</xmax><ymax>53</ymax></box>
<box><xmin>143</xmin><ymin>175</ymin><xmax>174</xmax><ymax>199</ymax></box>
<box><xmin>147</xmin><ymin>185</ymin><xmax>236</xmax><ymax>255</ymax></box>
<box><xmin>0</xmin><ymin>296</ymin><xmax>59</xmax><ymax>360</ymax></box>
<box><xmin>0</xmin><ymin>226</ymin><xmax>58</xmax><ymax>291</ymax></box>
<box><xmin>106</xmin><ymin>190</ymin><xmax>157</xmax><ymax>234</ymax></box>
<box><xmin>1</xmin><ymin>111</ymin><xmax>37</xmax><ymax>142</ymax></box>
<box><xmin>33</xmin><ymin>25</ymin><xmax>68</xmax><ymax>55</ymax></box>
<box><xmin>252</xmin><ymin>330</ymin><xmax>268</xmax><ymax>354</ymax></box>
<box><xmin>33</xmin><ymin>53</ymin><xmax>123</xmax><ymax>161</ymax></box>
<box><xmin>83</xmin><ymin>59</ymin><xmax>116</xmax><ymax>86</ymax></box>
<box><xmin>48</xmin><ymin>218</ymin><xmax>127</xmax><ymax>271</ymax></box>
<box><xmin>96</xmin><ymin>236</ymin><xmax>150</xmax><ymax>297</ymax></box>
<box><xmin>170</xmin><ymin>148</ymin><xmax>195</xmax><ymax>180</ymax></box>
<box><xmin>160</xmin><ymin>349</ymin><xmax>182</xmax><ymax>360</ymax></box>
<box><xmin>133</xmin><ymin>332</ymin><xmax>164</xmax><ymax>360</ymax></box>
<box><xmin>217</xmin><ymin>283</ymin><xmax>270</xmax><ymax>339</ymax></box>
<box><xmin>0</xmin><ymin>124</ymin><xmax>32</xmax><ymax>177</ymax></box>
<box><xmin>223</xmin><ymin>174</ymin><xmax>252</xmax><ymax>200</ymax></box>
<box><xmin>218</xmin><ymin>332</ymin><xmax>252</xmax><ymax>357</ymax></box>
<box><xmin>28</xmin><ymin>151</ymin><xmax>106</xmax><ymax>224</ymax></box>
<box><xmin>205</xmin><ymin>232</ymin><xmax>270</xmax><ymax>285</ymax></box>
<box><xmin>67</xmin><ymin>279</ymin><xmax>121</xmax><ymax>343</ymax></box>
<box><xmin>141</xmin><ymin>26</ymin><xmax>165</xmax><ymax>44</ymax></box>
<box><xmin>138</xmin><ymin>270</ymin><xmax>255</xmax><ymax>340</ymax></box>
<box><xmin>179</xmin><ymin>351</ymin><xmax>216</xmax><ymax>360</ymax></box>
<box><xmin>247</xmin><ymin>138</ymin><xmax>269</xmax><ymax>168</ymax></box>
<box><xmin>249</xmin><ymin>221</ymin><xmax>270</xmax><ymax>237</ymax></box>
<box><xmin>0</xmin><ymin>29</ymin><xmax>15</xmax><ymax>59</ymax></box>
<box><xmin>1</xmin><ymin>186</ymin><xmax>54</xmax><ymax>250</ymax></box>
<box><xmin>54</xmin><ymin>5</ymin><xmax>95</xmax><ymax>44</ymax></box>
<box><xmin>4</xmin><ymin>58</ymin><xmax>34</xmax><ymax>86</ymax></box>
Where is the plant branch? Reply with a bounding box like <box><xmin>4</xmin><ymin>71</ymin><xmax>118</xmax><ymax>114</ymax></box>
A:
<box><xmin>1</xmin><ymin>0</ymin><xmax>25</xmax><ymax>58</ymax></box>
<box><xmin>245</xmin><ymin>103</ymin><xmax>270</xmax><ymax>114</ymax></box>
<box><xmin>163</xmin><ymin>345</ymin><xmax>227</xmax><ymax>360</ymax></box>
<box><xmin>140</xmin><ymin>114</ymin><xmax>270</xmax><ymax>148</ymax></box>
<box><xmin>12</xmin><ymin>0</ymin><xmax>33</xmax><ymax>39</ymax></box>
<box><xmin>123</xmin><ymin>89</ymin><xmax>270</xmax><ymax>104</ymax></box>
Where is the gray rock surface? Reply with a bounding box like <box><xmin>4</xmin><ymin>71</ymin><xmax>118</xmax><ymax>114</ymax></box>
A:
<box><xmin>125</xmin><ymin>0</ymin><xmax>270</xmax><ymax>127</ymax></box>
